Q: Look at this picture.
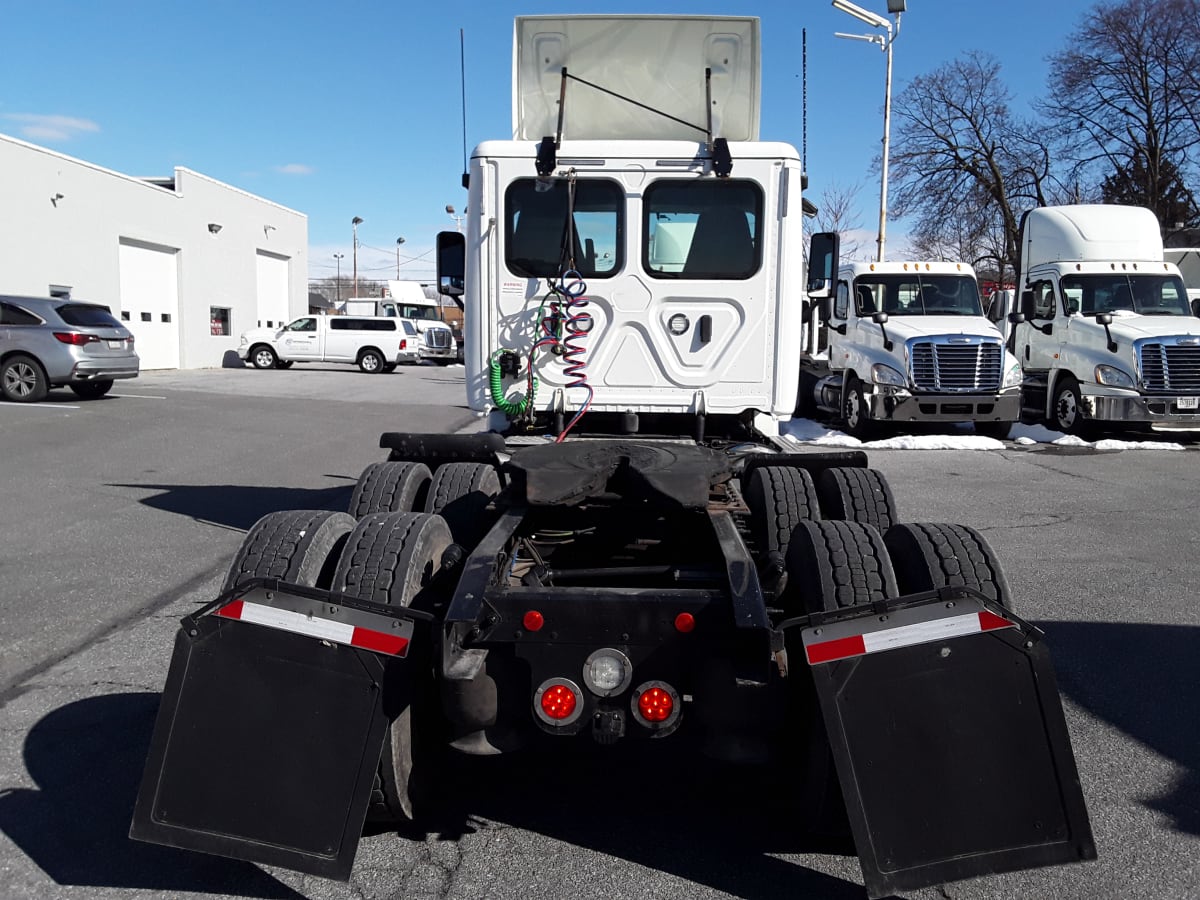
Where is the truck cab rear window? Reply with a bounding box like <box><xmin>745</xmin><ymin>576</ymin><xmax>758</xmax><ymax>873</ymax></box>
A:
<box><xmin>644</xmin><ymin>180</ymin><xmax>762</xmax><ymax>280</ymax></box>
<box><xmin>505</xmin><ymin>178</ymin><xmax>622</xmax><ymax>279</ymax></box>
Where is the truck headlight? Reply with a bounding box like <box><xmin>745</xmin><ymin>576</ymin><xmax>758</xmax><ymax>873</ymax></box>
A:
<box><xmin>870</xmin><ymin>364</ymin><xmax>907</xmax><ymax>387</ymax></box>
<box><xmin>1095</xmin><ymin>364</ymin><xmax>1135</xmax><ymax>388</ymax></box>
<box><xmin>1003</xmin><ymin>361</ymin><xmax>1022</xmax><ymax>388</ymax></box>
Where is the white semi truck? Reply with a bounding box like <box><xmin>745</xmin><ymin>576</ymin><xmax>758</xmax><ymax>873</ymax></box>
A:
<box><xmin>990</xmin><ymin>204</ymin><xmax>1200</xmax><ymax>434</ymax></box>
<box><xmin>132</xmin><ymin>15</ymin><xmax>1094</xmax><ymax>898</ymax></box>
<box><xmin>797</xmin><ymin>259</ymin><xmax>1023</xmax><ymax>438</ymax></box>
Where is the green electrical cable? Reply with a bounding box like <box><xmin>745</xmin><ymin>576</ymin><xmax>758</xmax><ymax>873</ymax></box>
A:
<box><xmin>489</xmin><ymin>350</ymin><xmax>537</xmax><ymax>415</ymax></box>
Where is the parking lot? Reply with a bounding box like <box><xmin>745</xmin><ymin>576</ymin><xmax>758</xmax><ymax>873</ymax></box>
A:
<box><xmin>1</xmin><ymin>364</ymin><xmax>1197</xmax><ymax>900</ymax></box>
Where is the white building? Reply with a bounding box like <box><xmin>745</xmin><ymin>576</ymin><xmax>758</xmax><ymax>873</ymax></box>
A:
<box><xmin>0</xmin><ymin>132</ymin><xmax>307</xmax><ymax>370</ymax></box>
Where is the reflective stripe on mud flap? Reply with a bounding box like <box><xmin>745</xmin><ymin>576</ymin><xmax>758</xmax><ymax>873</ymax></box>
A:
<box><xmin>217</xmin><ymin>595</ymin><xmax>412</xmax><ymax>657</ymax></box>
<box><xmin>803</xmin><ymin>598</ymin><xmax>1015</xmax><ymax>665</ymax></box>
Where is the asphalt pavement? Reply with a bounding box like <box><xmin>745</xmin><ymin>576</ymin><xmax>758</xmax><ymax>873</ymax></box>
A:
<box><xmin>0</xmin><ymin>363</ymin><xmax>1196</xmax><ymax>900</ymax></box>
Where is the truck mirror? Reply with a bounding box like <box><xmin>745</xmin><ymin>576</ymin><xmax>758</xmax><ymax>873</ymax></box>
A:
<box><xmin>871</xmin><ymin>311</ymin><xmax>889</xmax><ymax>325</ymax></box>
<box><xmin>819</xmin><ymin>296</ymin><xmax>832</xmax><ymax>321</ymax></box>
<box><xmin>1020</xmin><ymin>289</ymin><xmax>1037</xmax><ymax>320</ymax></box>
<box><xmin>807</xmin><ymin>232</ymin><xmax>840</xmax><ymax>298</ymax></box>
<box><xmin>436</xmin><ymin>231</ymin><xmax>466</xmax><ymax>299</ymax></box>
<box><xmin>1008</xmin><ymin>311</ymin><xmax>1026</xmax><ymax>325</ymax></box>
<box><xmin>1096</xmin><ymin>313</ymin><xmax>1113</xmax><ymax>326</ymax></box>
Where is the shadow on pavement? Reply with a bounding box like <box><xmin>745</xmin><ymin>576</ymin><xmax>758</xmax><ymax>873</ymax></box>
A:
<box><xmin>424</xmin><ymin>747</ymin><xmax>866</xmax><ymax>900</ymax></box>
<box><xmin>1040</xmin><ymin>620</ymin><xmax>1200</xmax><ymax>835</ymax></box>
<box><xmin>110</xmin><ymin>482</ymin><xmax>354</xmax><ymax>531</ymax></box>
<box><xmin>0</xmin><ymin>692</ymin><xmax>302</xmax><ymax>897</ymax></box>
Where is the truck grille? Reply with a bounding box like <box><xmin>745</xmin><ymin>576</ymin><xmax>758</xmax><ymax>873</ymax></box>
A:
<box><xmin>1139</xmin><ymin>343</ymin><xmax>1200</xmax><ymax>392</ymax></box>
<box><xmin>909</xmin><ymin>341</ymin><xmax>1003</xmax><ymax>392</ymax></box>
<box><xmin>424</xmin><ymin>329</ymin><xmax>451</xmax><ymax>349</ymax></box>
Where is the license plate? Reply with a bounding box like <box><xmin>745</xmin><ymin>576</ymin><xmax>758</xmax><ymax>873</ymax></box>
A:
<box><xmin>1178</xmin><ymin>397</ymin><xmax>1198</xmax><ymax>410</ymax></box>
<box><xmin>107</xmin><ymin>340</ymin><xmax>124</xmax><ymax>349</ymax></box>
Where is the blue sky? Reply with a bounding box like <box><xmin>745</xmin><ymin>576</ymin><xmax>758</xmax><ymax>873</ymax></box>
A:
<box><xmin>1</xmin><ymin>0</ymin><xmax>1101</xmax><ymax>282</ymax></box>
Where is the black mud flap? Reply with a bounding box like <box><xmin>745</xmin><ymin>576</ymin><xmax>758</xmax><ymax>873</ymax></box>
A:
<box><xmin>130</xmin><ymin>611</ymin><xmax>393</xmax><ymax>880</ymax></box>
<box><xmin>799</xmin><ymin>594</ymin><xmax>1096</xmax><ymax>899</ymax></box>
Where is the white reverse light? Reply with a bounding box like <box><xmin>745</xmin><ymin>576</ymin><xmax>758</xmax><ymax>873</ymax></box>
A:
<box><xmin>582</xmin><ymin>648</ymin><xmax>633</xmax><ymax>697</ymax></box>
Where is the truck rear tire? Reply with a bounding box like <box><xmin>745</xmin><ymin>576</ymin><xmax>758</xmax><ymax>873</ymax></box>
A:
<box><xmin>783</xmin><ymin>519</ymin><xmax>898</xmax><ymax>613</ymax></box>
<box><xmin>331</xmin><ymin>512</ymin><xmax>452</xmax><ymax>823</ymax></box>
<box><xmin>424</xmin><ymin>462</ymin><xmax>502</xmax><ymax>548</ymax></box>
<box><xmin>349</xmin><ymin>461</ymin><xmax>433</xmax><ymax>518</ymax></box>
<box><xmin>250</xmin><ymin>345</ymin><xmax>278</xmax><ymax>370</ymax></box>
<box><xmin>222</xmin><ymin>509</ymin><xmax>356</xmax><ymax>593</ymax></box>
<box><xmin>884</xmin><ymin>522</ymin><xmax>1014</xmax><ymax>611</ymax></box>
<box><xmin>815</xmin><ymin>467</ymin><xmax>897</xmax><ymax>535</ymax></box>
<box><xmin>743</xmin><ymin>465</ymin><xmax>819</xmax><ymax>558</ymax></box>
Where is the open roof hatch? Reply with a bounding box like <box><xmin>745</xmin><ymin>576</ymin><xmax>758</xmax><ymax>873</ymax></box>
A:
<box><xmin>513</xmin><ymin>15</ymin><xmax>760</xmax><ymax>144</ymax></box>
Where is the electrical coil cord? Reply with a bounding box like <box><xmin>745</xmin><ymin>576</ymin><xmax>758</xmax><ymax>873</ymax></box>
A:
<box><xmin>488</xmin><ymin>170</ymin><xmax>593</xmax><ymax>438</ymax></box>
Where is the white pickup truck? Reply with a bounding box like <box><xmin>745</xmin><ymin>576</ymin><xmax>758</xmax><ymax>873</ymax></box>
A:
<box><xmin>238</xmin><ymin>314</ymin><xmax>408</xmax><ymax>373</ymax></box>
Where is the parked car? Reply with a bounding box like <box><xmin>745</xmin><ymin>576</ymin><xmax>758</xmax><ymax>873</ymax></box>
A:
<box><xmin>0</xmin><ymin>295</ymin><xmax>139</xmax><ymax>402</ymax></box>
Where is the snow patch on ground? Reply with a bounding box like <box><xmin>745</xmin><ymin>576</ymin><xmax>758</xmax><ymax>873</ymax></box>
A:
<box><xmin>782</xmin><ymin>418</ymin><xmax>1187</xmax><ymax>451</ymax></box>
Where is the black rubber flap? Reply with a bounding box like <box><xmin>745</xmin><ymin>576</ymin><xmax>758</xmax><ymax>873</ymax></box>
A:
<box><xmin>506</xmin><ymin>440</ymin><xmax>730</xmax><ymax>506</ymax></box>
<box><xmin>130</xmin><ymin>616</ymin><xmax>391</xmax><ymax>879</ymax></box>
<box><xmin>811</xmin><ymin>628</ymin><xmax>1096</xmax><ymax>898</ymax></box>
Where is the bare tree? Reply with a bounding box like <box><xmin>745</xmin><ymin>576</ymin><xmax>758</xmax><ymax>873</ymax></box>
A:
<box><xmin>889</xmin><ymin>51</ymin><xmax>1059</xmax><ymax>274</ymax></box>
<box><xmin>803</xmin><ymin>180</ymin><xmax>867</xmax><ymax>270</ymax></box>
<box><xmin>1043</xmin><ymin>0</ymin><xmax>1200</xmax><ymax>226</ymax></box>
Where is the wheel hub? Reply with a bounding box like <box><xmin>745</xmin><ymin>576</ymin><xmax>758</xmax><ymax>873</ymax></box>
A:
<box><xmin>5</xmin><ymin>364</ymin><xmax>35</xmax><ymax>397</ymax></box>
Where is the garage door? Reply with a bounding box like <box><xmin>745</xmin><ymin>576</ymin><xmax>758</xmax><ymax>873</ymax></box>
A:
<box><xmin>119</xmin><ymin>239</ymin><xmax>181</xmax><ymax>370</ymax></box>
<box><xmin>256</xmin><ymin>251</ymin><xmax>290</xmax><ymax>328</ymax></box>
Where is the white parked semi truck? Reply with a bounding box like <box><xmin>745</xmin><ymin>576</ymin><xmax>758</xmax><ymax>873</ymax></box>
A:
<box><xmin>988</xmin><ymin>204</ymin><xmax>1200</xmax><ymax>434</ymax></box>
<box><xmin>797</xmin><ymin>259</ymin><xmax>1023</xmax><ymax>438</ymax></box>
<box><xmin>132</xmin><ymin>15</ymin><xmax>1094</xmax><ymax>899</ymax></box>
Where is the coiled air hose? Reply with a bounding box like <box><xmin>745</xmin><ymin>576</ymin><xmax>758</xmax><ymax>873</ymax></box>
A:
<box><xmin>489</xmin><ymin>349</ymin><xmax>536</xmax><ymax>416</ymax></box>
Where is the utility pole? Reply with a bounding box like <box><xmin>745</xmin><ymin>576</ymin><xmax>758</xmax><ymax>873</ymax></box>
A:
<box><xmin>333</xmin><ymin>253</ymin><xmax>344</xmax><ymax>305</ymax></box>
<box><xmin>396</xmin><ymin>236</ymin><xmax>406</xmax><ymax>279</ymax></box>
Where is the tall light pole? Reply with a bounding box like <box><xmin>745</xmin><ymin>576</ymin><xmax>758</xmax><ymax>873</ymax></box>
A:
<box><xmin>832</xmin><ymin>0</ymin><xmax>905</xmax><ymax>262</ymax></box>
<box><xmin>352</xmin><ymin>216</ymin><xmax>363</xmax><ymax>297</ymax></box>
<box><xmin>396</xmin><ymin>237</ymin><xmax>406</xmax><ymax>279</ymax></box>
<box><xmin>446</xmin><ymin>204</ymin><xmax>464</xmax><ymax>233</ymax></box>
<box><xmin>333</xmin><ymin>253</ymin><xmax>344</xmax><ymax>305</ymax></box>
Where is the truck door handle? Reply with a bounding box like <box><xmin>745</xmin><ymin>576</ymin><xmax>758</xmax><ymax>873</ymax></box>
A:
<box><xmin>699</xmin><ymin>315</ymin><xmax>712</xmax><ymax>343</ymax></box>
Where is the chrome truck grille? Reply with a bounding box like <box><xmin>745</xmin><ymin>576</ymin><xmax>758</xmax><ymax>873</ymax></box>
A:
<box><xmin>909</xmin><ymin>340</ymin><xmax>1003</xmax><ymax>392</ymax></box>
<box><xmin>424</xmin><ymin>329</ymin><xmax>452</xmax><ymax>349</ymax></box>
<box><xmin>1139</xmin><ymin>342</ymin><xmax>1200</xmax><ymax>392</ymax></box>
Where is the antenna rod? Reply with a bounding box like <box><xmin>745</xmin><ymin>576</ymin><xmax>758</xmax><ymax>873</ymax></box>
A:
<box><xmin>459</xmin><ymin>27</ymin><xmax>468</xmax><ymax>185</ymax></box>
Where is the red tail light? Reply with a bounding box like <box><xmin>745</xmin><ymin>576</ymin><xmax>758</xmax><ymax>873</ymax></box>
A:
<box><xmin>399</xmin><ymin>339</ymin><xmax>408</xmax><ymax>350</ymax></box>
<box><xmin>674</xmin><ymin>612</ymin><xmax>695</xmax><ymax>633</ymax></box>
<box><xmin>631</xmin><ymin>680</ymin><xmax>682</xmax><ymax>734</ymax></box>
<box><xmin>540</xmin><ymin>684</ymin><xmax>577</xmax><ymax>720</ymax></box>
<box><xmin>53</xmin><ymin>332</ymin><xmax>101</xmax><ymax>346</ymax></box>
<box><xmin>533</xmin><ymin>677</ymin><xmax>584</xmax><ymax>727</ymax></box>
<box><xmin>523</xmin><ymin>610</ymin><xmax>544</xmax><ymax>632</ymax></box>
<box><xmin>637</xmin><ymin>687</ymin><xmax>673</xmax><ymax>722</ymax></box>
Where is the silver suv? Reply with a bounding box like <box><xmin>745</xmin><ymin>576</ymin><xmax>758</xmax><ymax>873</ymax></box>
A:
<box><xmin>0</xmin><ymin>296</ymin><xmax>140</xmax><ymax>402</ymax></box>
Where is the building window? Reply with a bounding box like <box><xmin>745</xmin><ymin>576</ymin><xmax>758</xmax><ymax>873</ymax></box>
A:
<box><xmin>210</xmin><ymin>307</ymin><xmax>231</xmax><ymax>336</ymax></box>
<box><xmin>121</xmin><ymin>311</ymin><xmax>131</xmax><ymax>321</ymax></box>
<box><xmin>141</xmin><ymin>312</ymin><xmax>152</xmax><ymax>322</ymax></box>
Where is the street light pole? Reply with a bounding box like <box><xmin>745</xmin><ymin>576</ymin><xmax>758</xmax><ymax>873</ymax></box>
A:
<box><xmin>446</xmin><ymin>204</ymin><xmax>464</xmax><ymax>233</ymax></box>
<box><xmin>352</xmin><ymin>216</ymin><xmax>363</xmax><ymax>297</ymax></box>
<box><xmin>396</xmin><ymin>236</ymin><xmax>406</xmax><ymax>279</ymax></box>
<box><xmin>333</xmin><ymin>253</ymin><xmax>344</xmax><ymax>305</ymax></box>
<box><xmin>832</xmin><ymin>0</ymin><xmax>905</xmax><ymax>263</ymax></box>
